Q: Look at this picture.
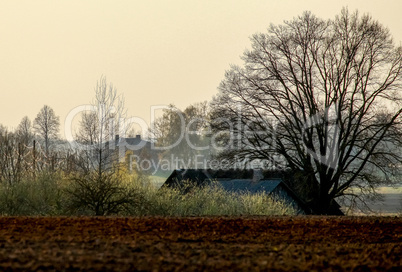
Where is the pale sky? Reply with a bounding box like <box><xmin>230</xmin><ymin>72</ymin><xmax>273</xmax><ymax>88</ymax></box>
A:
<box><xmin>1</xmin><ymin>0</ymin><xmax>402</xmax><ymax>138</ymax></box>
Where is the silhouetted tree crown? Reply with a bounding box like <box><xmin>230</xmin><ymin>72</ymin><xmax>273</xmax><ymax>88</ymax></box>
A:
<box><xmin>210</xmin><ymin>8</ymin><xmax>402</xmax><ymax>214</ymax></box>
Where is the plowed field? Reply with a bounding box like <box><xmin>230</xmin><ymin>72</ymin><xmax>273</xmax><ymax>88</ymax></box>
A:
<box><xmin>0</xmin><ymin>216</ymin><xmax>400</xmax><ymax>271</ymax></box>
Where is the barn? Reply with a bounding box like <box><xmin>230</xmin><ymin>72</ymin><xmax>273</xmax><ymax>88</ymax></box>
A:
<box><xmin>161</xmin><ymin>169</ymin><xmax>331</xmax><ymax>215</ymax></box>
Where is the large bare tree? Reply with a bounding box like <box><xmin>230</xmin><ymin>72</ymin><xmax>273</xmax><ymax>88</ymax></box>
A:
<box><xmin>210</xmin><ymin>9</ymin><xmax>402</xmax><ymax>214</ymax></box>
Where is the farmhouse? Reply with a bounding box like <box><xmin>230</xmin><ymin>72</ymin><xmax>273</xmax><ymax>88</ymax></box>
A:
<box><xmin>162</xmin><ymin>169</ymin><xmax>338</xmax><ymax>215</ymax></box>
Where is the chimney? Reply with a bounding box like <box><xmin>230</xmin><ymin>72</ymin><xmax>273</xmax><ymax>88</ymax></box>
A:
<box><xmin>115</xmin><ymin>134</ymin><xmax>119</xmax><ymax>142</ymax></box>
<box><xmin>136</xmin><ymin>134</ymin><xmax>141</xmax><ymax>140</ymax></box>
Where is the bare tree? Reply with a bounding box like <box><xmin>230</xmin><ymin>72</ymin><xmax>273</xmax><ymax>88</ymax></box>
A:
<box><xmin>151</xmin><ymin>104</ymin><xmax>184</xmax><ymax>155</ymax></box>
<box><xmin>210</xmin><ymin>9</ymin><xmax>402</xmax><ymax>214</ymax></box>
<box><xmin>67</xmin><ymin>76</ymin><xmax>139</xmax><ymax>215</ymax></box>
<box><xmin>16</xmin><ymin>116</ymin><xmax>33</xmax><ymax>144</ymax></box>
<box><xmin>76</xmin><ymin>111</ymin><xmax>99</xmax><ymax>146</ymax></box>
<box><xmin>33</xmin><ymin>105</ymin><xmax>60</xmax><ymax>156</ymax></box>
<box><xmin>0</xmin><ymin>130</ymin><xmax>29</xmax><ymax>184</ymax></box>
<box><xmin>75</xmin><ymin>76</ymin><xmax>127</xmax><ymax>172</ymax></box>
<box><xmin>150</xmin><ymin>102</ymin><xmax>211</xmax><ymax>169</ymax></box>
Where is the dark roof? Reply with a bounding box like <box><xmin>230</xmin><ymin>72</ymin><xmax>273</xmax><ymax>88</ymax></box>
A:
<box><xmin>163</xmin><ymin>169</ymin><xmax>288</xmax><ymax>186</ymax></box>
<box><xmin>217</xmin><ymin>178</ymin><xmax>282</xmax><ymax>194</ymax></box>
<box><xmin>120</xmin><ymin>138</ymin><xmax>142</xmax><ymax>146</ymax></box>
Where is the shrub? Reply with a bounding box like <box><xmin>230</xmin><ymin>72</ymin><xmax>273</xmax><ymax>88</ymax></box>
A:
<box><xmin>0</xmin><ymin>172</ymin><xmax>65</xmax><ymax>216</ymax></box>
<box><xmin>0</xmin><ymin>173</ymin><xmax>296</xmax><ymax>216</ymax></box>
<box><xmin>64</xmin><ymin>167</ymin><xmax>147</xmax><ymax>216</ymax></box>
<box><xmin>131</xmin><ymin>181</ymin><xmax>296</xmax><ymax>216</ymax></box>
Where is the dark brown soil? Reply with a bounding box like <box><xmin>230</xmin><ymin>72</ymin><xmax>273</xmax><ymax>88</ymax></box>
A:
<box><xmin>0</xmin><ymin>216</ymin><xmax>400</xmax><ymax>271</ymax></box>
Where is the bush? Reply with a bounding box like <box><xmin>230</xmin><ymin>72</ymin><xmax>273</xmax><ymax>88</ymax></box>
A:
<box><xmin>131</xmin><ymin>181</ymin><xmax>296</xmax><ymax>216</ymax></box>
<box><xmin>0</xmin><ymin>172</ymin><xmax>65</xmax><ymax>216</ymax></box>
<box><xmin>64</xmin><ymin>167</ymin><xmax>147</xmax><ymax>216</ymax></box>
<box><xmin>0</xmin><ymin>173</ymin><xmax>296</xmax><ymax>216</ymax></box>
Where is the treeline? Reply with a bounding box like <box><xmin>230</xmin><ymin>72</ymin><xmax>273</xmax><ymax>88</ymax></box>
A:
<box><xmin>0</xmin><ymin>106</ymin><xmax>73</xmax><ymax>184</ymax></box>
<box><xmin>0</xmin><ymin>77</ymin><xmax>149</xmax><ymax>215</ymax></box>
<box><xmin>0</xmin><ymin>120</ymin><xmax>294</xmax><ymax>217</ymax></box>
<box><xmin>0</xmin><ymin>77</ymin><xmax>295</xmax><ymax>216</ymax></box>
